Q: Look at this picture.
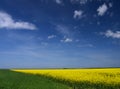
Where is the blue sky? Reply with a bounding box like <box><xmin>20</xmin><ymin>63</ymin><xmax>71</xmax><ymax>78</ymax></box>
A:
<box><xmin>0</xmin><ymin>0</ymin><xmax>120</xmax><ymax>68</ymax></box>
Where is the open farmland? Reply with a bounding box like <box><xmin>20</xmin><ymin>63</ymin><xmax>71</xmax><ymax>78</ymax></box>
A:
<box><xmin>0</xmin><ymin>69</ymin><xmax>70</xmax><ymax>89</ymax></box>
<box><xmin>13</xmin><ymin>68</ymin><xmax>120</xmax><ymax>89</ymax></box>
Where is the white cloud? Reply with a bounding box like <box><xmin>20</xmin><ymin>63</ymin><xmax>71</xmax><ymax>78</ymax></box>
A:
<box><xmin>54</xmin><ymin>24</ymin><xmax>74</xmax><ymax>42</ymax></box>
<box><xmin>71</xmin><ymin>0</ymin><xmax>88</xmax><ymax>5</ymax></box>
<box><xmin>104</xmin><ymin>30</ymin><xmax>120</xmax><ymax>39</ymax></box>
<box><xmin>109</xmin><ymin>3</ymin><xmax>113</xmax><ymax>8</ymax></box>
<box><xmin>61</xmin><ymin>38</ymin><xmax>73</xmax><ymax>43</ymax></box>
<box><xmin>97</xmin><ymin>3</ymin><xmax>108</xmax><ymax>16</ymax></box>
<box><xmin>0</xmin><ymin>11</ymin><xmax>37</xmax><ymax>30</ymax></box>
<box><xmin>55</xmin><ymin>0</ymin><xmax>62</xmax><ymax>4</ymax></box>
<box><xmin>48</xmin><ymin>35</ymin><xmax>56</xmax><ymax>39</ymax></box>
<box><xmin>73</xmin><ymin>10</ymin><xmax>83</xmax><ymax>19</ymax></box>
<box><xmin>55</xmin><ymin>24</ymin><xmax>70</xmax><ymax>36</ymax></box>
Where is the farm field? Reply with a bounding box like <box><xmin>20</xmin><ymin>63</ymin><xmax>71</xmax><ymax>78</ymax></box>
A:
<box><xmin>0</xmin><ymin>69</ymin><xmax>70</xmax><ymax>89</ymax></box>
<box><xmin>12</xmin><ymin>68</ymin><xmax>120</xmax><ymax>89</ymax></box>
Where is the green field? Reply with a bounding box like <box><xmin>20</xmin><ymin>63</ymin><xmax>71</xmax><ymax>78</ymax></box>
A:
<box><xmin>0</xmin><ymin>68</ymin><xmax>120</xmax><ymax>89</ymax></box>
<box><xmin>0</xmin><ymin>70</ymin><xmax>70</xmax><ymax>89</ymax></box>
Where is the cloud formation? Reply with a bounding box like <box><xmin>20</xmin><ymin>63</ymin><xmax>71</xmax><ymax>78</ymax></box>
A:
<box><xmin>0</xmin><ymin>11</ymin><xmax>37</xmax><ymax>30</ymax></box>
<box><xmin>73</xmin><ymin>10</ymin><xmax>83</xmax><ymax>19</ymax></box>
<box><xmin>104</xmin><ymin>30</ymin><xmax>120</xmax><ymax>39</ymax></box>
<box><xmin>71</xmin><ymin>0</ymin><xmax>88</xmax><ymax>5</ymax></box>
<box><xmin>109</xmin><ymin>3</ymin><xmax>113</xmax><ymax>8</ymax></box>
<box><xmin>48</xmin><ymin>35</ymin><xmax>56</xmax><ymax>39</ymax></box>
<box><xmin>54</xmin><ymin>24</ymin><xmax>75</xmax><ymax>43</ymax></box>
<box><xmin>55</xmin><ymin>24</ymin><xmax>70</xmax><ymax>36</ymax></box>
<box><xmin>55</xmin><ymin>0</ymin><xmax>62</xmax><ymax>4</ymax></box>
<box><xmin>61</xmin><ymin>38</ymin><xmax>73</xmax><ymax>43</ymax></box>
<box><xmin>97</xmin><ymin>3</ymin><xmax>108</xmax><ymax>16</ymax></box>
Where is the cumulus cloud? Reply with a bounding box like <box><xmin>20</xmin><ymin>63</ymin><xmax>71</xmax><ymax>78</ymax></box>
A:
<box><xmin>73</xmin><ymin>10</ymin><xmax>83</xmax><ymax>19</ymax></box>
<box><xmin>97</xmin><ymin>3</ymin><xmax>108</xmax><ymax>16</ymax></box>
<box><xmin>61</xmin><ymin>38</ymin><xmax>73</xmax><ymax>43</ymax></box>
<box><xmin>0</xmin><ymin>11</ymin><xmax>37</xmax><ymax>30</ymax></box>
<box><xmin>103</xmin><ymin>30</ymin><xmax>120</xmax><ymax>39</ymax></box>
<box><xmin>55</xmin><ymin>0</ymin><xmax>62</xmax><ymax>4</ymax></box>
<box><xmin>48</xmin><ymin>35</ymin><xmax>56</xmax><ymax>39</ymax></box>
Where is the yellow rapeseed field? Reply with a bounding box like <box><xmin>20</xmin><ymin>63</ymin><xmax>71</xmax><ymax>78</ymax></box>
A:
<box><xmin>12</xmin><ymin>68</ymin><xmax>120</xmax><ymax>86</ymax></box>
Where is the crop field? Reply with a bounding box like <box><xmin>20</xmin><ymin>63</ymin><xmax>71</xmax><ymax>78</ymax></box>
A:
<box><xmin>12</xmin><ymin>68</ymin><xmax>120</xmax><ymax>89</ymax></box>
<box><xmin>0</xmin><ymin>69</ymin><xmax>70</xmax><ymax>89</ymax></box>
